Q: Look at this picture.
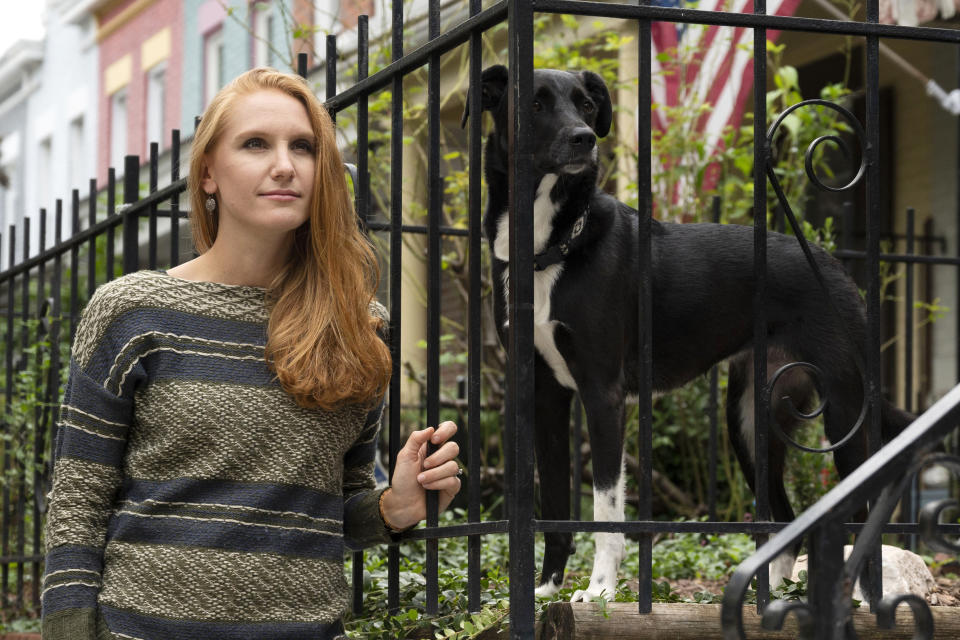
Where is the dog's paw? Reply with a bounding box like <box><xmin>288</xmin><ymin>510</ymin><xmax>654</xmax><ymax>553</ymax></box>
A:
<box><xmin>535</xmin><ymin>581</ymin><xmax>562</xmax><ymax>599</ymax></box>
<box><xmin>569</xmin><ymin>582</ymin><xmax>614</xmax><ymax>603</ymax></box>
<box><xmin>535</xmin><ymin>570</ymin><xmax>564</xmax><ymax>598</ymax></box>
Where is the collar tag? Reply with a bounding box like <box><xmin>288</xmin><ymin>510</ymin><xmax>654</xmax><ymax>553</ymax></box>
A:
<box><xmin>571</xmin><ymin>216</ymin><xmax>584</xmax><ymax>239</ymax></box>
<box><xmin>532</xmin><ymin>205</ymin><xmax>589</xmax><ymax>272</ymax></box>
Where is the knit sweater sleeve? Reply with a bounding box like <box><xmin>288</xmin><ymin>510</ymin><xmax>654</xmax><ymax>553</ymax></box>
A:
<box><xmin>342</xmin><ymin>300</ymin><xmax>395</xmax><ymax>548</ymax></box>
<box><xmin>341</xmin><ymin>401</ymin><xmax>395</xmax><ymax>549</ymax></box>
<box><xmin>41</xmin><ymin>279</ymin><xmax>145</xmax><ymax>640</ymax></box>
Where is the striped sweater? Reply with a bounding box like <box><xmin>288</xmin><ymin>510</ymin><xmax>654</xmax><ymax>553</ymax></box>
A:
<box><xmin>41</xmin><ymin>270</ymin><xmax>394</xmax><ymax>640</ymax></box>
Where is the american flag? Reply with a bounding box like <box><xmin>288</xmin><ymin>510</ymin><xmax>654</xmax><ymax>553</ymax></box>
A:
<box><xmin>648</xmin><ymin>0</ymin><xmax>803</xmax><ymax>206</ymax></box>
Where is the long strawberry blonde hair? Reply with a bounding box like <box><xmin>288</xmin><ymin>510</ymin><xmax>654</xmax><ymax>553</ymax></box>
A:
<box><xmin>187</xmin><ymin>68</ymin><xmax>391</xmax><ymax>410</ymax></box>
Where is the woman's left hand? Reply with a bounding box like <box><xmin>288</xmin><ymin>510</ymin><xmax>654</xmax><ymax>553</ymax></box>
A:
<box><xmin>380</xmin><ymin>421</ymin><xmax>461</xmax><ymax>530</ymax></box>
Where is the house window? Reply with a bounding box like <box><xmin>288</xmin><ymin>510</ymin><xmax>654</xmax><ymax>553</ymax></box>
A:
<box><xmin>110</xmin><ymin>88</ymin><xmax>128</xmax><ymax>174</ymax></box>
<box><xmin>252</xmin><ymin>1</ymin><xmax>274</xmax><ymax>67</ymax></box>
<box><xmin>146</xmin><ymin>64</ymin><xmax>167</xmax><ymax>149</ymax></box>
<box><xmin>204</xmin><ymin>28</ymin><xmax>225</xmax><ymax>108</ymax></box>
<box><xmin>68</xmin><ymin>116</ymin><xmax>85</xmax><ymax>190</ymax></box>
<box><xmin>37</xmin><ymin>137</ymin><xmax>52</xmax><ymax>211</ymax></box>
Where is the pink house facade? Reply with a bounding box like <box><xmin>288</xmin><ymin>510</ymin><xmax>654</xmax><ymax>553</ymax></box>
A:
<box><xmin>95</xmin><ymin>0</ymin><xmax>184</xmax><ymax>183</ymax></box>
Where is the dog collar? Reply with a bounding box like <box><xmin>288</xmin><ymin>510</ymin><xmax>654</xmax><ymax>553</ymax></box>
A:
<box><xmin>533</xmin><ymin>206</ymin><xmax>589</xmax><ymax>271</ymax></box>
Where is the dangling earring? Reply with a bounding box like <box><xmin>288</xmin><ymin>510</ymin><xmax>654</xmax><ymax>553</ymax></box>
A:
<box><xmin>205</xmin><ymin>194</ymin><xmax>217</xmax><ymax>214</ymax></box>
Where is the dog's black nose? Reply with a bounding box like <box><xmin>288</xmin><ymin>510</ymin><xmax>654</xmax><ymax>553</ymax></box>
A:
<box><xmin>569</xmin><ymin>127</ymin><xmax>596</xmax><ymax>150</ymax></box>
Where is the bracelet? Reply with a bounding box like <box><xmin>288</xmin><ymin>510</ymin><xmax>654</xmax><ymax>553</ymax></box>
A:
<box><xmin>379</xmin><ymin>489</ymin><xmax>406</xmax><ymax>532</ymax></box>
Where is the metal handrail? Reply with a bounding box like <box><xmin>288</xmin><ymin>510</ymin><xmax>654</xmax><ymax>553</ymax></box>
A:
<box><xmin>722</xmin><ymin>383</ymin><xmax>960</xmax><ymax>639</ymax></box>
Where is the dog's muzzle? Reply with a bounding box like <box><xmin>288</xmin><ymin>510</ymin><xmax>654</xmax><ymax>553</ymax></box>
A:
<box><xmin>549</xmin><ymin>126</ymin><xmax>598</xmax><ymax>173</ymax></box>
<box><xmin>568</xmin><ymin>126</ymin><xmax>596</xmax><ymax>151</ymax></box>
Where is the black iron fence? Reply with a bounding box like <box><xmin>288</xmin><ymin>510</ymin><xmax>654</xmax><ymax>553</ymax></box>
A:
<box><xmin>2</xmin><ymin>1</ymin><xmax>960</xmax><ymax>639</ymax></box>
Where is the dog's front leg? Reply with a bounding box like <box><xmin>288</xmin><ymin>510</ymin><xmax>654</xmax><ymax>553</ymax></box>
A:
<box><xmin>532</xmin><ymin>355</ymin><xmax>576</xmax><ymax>597</ymax></box>
<box><xmin>572</xmin><ymin>391</ymin><xmax>627</xmax><ymax>603</ymax></box>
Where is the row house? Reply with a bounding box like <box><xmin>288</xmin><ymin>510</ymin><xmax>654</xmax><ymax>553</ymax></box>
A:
<box><xmin>0</xmin><ymin>39</ymin><xmax>43</xmax><ymax>264</ymax></box>
<box><xmin>26</xmin><ymin>0</ymin><xmax>99</xmax><ymax>249</ymax></box>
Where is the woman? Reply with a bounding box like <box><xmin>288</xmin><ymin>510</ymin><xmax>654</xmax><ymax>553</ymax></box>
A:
<box><xmin>41</xmin><ymin>68</ymin><xmax>461</xmax><ymax>640</ymax></box>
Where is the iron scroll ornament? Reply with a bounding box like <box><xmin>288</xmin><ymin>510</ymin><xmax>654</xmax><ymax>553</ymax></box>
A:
<box><xmin>757</xmin><ymin>595</ymin><xmax>935</xmax><ymax>640</ymax></box>
<box><xmin>763</xmin><ymin>99</ymin><xmax>870</xmax><ymax>455</ymax></box>
<box><xmin>719</xmin><ymin>100</ymin><xmax>929</xmax><ymax>640</ymax></box>
<box><xmin>721</xmin><ymin>449</ymin><xmax>957</xmax><ymax>639</ymax></box>
<box><xmin>722</xmin><ymin>452</ymin><xmax>960</xmax><ymax>640</ymax></box>
<box><xmin>917</xmin><ymin>453</ymin><xmax>960</xmax><ymax>554</ymax></box>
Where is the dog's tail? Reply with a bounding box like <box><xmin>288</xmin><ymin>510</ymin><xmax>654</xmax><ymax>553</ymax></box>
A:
<box><xmin>881</xmin><ymin>398</ymin><xmax>916</xmax><ymax>444</ymax></box>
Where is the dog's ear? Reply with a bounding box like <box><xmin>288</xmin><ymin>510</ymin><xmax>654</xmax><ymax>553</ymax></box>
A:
<box><xmin>580</xmin><ymin>70</ymin><xmax>612</xmax><ymax>138</ymax></box>
<box><xmin>461</xmin><ymin>64</ymin><xmax>509</xmax><ymax>128</ymax></box>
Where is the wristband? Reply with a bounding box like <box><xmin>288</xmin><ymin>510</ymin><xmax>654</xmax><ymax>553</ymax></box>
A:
<box><xmin>379</xmin><ymin>489</ymin><xmax>407</xmax><ymax>532</ymax></box>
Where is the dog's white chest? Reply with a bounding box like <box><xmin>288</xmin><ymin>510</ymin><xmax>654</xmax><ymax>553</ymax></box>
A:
<box><xmin>495</xmin><ymin>174</ymin><xmax>578</xmax><ymax>391</ymax></box>
<box><xmin>533</xmin><ymin>268</ymin><xmax>578</xmax><ymax>391</ymax></box>
<box><xmin>492</xmin><ymin>174</ymin><xmax>560</xmax><ymax>263</ymax></box>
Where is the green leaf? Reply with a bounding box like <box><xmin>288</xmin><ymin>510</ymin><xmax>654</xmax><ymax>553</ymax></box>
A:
<box><xmin>561</xmin><ymin>14</ymin><xmax>580</xmax><ymax>30</ymax></box>
<box><xmin>780</xmin><ymin>113</ymin><xmax>802</xmax><ymax>140</ymax></box>
<box><xmin>777</xmin><ymin>65</ymin><xmax>799</xmax><ymax>91</ymax></box>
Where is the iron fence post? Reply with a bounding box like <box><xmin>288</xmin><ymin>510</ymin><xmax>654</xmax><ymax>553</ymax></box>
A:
<box><xmin>467</xmin><ymin>0</ymin><xmax>484</xmax><ymax>614</ymax></box>
<box><xmin>148</xmin><ymin>143</ymin><xmax>158</xmax><ymax>271</ymax></box>
<box><xmin>350</xmin><ymin>17</ymin><xmax>372</xmax><ymax>617</ymax></box>
<box><xmin>753</xmin><ymin>0</ymin><xmax>771</xmax><ymax>610</ymax></box>
<box><xmin>387</xmin><ymin>0</ymin><xmax>405</xmax><ymax>615</ymax></box>
<box><xmin>88</xmin><ymin>179</ymin><xmax>97</xmax><ymax>295</ymax></box>
<box><xmin>2</xmin><ymin>224</ymin><xmax>13</xmax><ymax>598</ymax></box>
<box><xmin>107</xmin><ymin>168</ymin><xmax>116</xmax><ymax>279</ymax></box>
<box><xmin>808</xmin><ymin>518</ymin><xmax>850</xmax><ymax>640</ymax></box>
<box><xmin>709</xmin><ymin>202</ymin><xmax>721</xmax><ymax>523</ymax></box>
<box><xmin>904</xmin><ymin>208</ymin><xmax>917</xmax><ymax>550</ymax></box>
<box><xmin>637</xmin><ymin>1</ymin><xmax>654</xmax><ymax>614</ymax></box>
<box><xmin>15</xmin><ymin>217</ymin><xmax>31</xmax><ymax>610</ymax></box>
<box><xmin>69</xmin><ymin>190</ymin><xmax>80</xmax><ymax>341</ymax></box>
<box><xmin>297</xmin><ymin>52</ymin><xmax>308</xmax><ymax>78</ymax></box>
<box><xmin>170</xmin><ymin>130</ymin><xmax>181</xmax><ymax>267</ymax></box>
<box><xmin>864</xmin><ymin>0</ymin><xmax>884</xmax><ymax>609</ymax></box>
<box><xmin>49</xmin><ymin>201</ymin><xmax>63</xmax><ymax>489</ymax></box>
<box><xmin>123</xmin><ymin>156</ymin><xmax>140</xmax><ymax>275</ymax></box>
<box><xmin>425</xmin><ymin>0</ymin><xmax>442</xmax><ymax>616</ymax></box>
<box><xmin>32</xmin><ymin>209</ymin><xmax>47</xmax><ymax>607</ymax></box>
<box><xmin>326</xmin><ymin>35</ymin><xmax>338</xmax><ymax>122</ymax></box>
<box><xmin>507</xmin><ymin>0</ymin><xmax>536</xmax><ymax>637</ymax></box>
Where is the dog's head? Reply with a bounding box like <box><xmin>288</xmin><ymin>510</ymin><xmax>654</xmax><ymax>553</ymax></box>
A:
<box><xmin>462</xmin><ymin>65</ymin><xmax>612</xmax><ymax>177</ymax></box>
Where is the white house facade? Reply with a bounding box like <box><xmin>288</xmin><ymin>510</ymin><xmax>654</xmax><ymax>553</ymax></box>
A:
<box><xmin>24</xmin><ymin>0</ymin><xmax>100</xmax><ymax>256</ymax></box>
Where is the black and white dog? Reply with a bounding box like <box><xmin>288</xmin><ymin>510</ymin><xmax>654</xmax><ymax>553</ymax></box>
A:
<box><xmin>466</xmin><ymin>65</ymin><xmax>914</xmax><ymax>602</ymax></box>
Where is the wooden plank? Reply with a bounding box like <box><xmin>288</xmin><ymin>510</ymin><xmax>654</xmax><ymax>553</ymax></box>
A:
<box><xmin>537</xmin><ymin>602</ymin><xmax>960</xmax><ymax>639</ymax></box>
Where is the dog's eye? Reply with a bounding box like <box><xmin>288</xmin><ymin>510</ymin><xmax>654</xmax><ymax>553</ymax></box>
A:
<box><xmin>532</xmin><ymin>100</ymin><xmax>542</xmax><ymax>112</ymax></box>
<box><xmin>583</xmin><ymin>101</ymin><xmax>595</xmax><ymax>114</ymax></box>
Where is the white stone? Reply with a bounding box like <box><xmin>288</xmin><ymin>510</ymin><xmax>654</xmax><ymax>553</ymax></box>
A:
<box><xmin>791</xmin><ymin>544</ymin><xmax>935</xmax><ymax>604</ymax></box>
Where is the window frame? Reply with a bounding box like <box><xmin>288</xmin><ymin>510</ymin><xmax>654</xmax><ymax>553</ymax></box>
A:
<box><xmin>145</xmin><ymin>62</ymin><xmax>167</xmax><ymax>151</ymax></box>
<box><xmin>109</xmin><ymin>87</ymin><xmax>129</xmax><ymax>176</ymax></box>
